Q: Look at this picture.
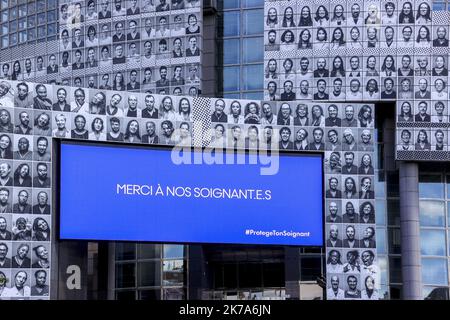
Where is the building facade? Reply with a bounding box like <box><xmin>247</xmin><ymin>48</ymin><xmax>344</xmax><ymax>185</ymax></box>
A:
<box><xmin>0</xmin><ymin>0</ymin><xmax>448</xmax><ymax>300</ymax></box>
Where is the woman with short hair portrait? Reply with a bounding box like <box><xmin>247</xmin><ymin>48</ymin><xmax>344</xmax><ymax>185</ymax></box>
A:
<box><xmin>280</xmin><ymin>29</ymin><xmax>296</xmax><ymax>51</ymax></box>
<box><xmin>89</xmin><ymin>117</ymin><xmax>106</xmax><ymax>141</ymax></box>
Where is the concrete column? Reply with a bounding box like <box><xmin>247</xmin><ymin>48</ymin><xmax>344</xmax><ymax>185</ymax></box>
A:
<box><xmin>399</xmin><ymin>162</ymin><xmax>422</xmax><ymax>300</ymax></box>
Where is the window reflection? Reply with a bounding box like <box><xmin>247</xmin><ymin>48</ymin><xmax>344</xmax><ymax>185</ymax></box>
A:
<box><xmin>419</xmin><ymin>201</ymin><xmax>445</xmax><ymax>227</ymax></box>
<box><xmin>420</xmin><ymin>229</ymin><xmax>446</xmax><ymax>256</ymax></box>
<box><xmin>163</xmin><ymin>245</ymin><xmax>185</xmax><ymax>259</ymax></box>
<box><xmin>375</xmin><ymin>200</ymin><xmax>386</xmax><ymax>225</ymax></box>
<box><xmin>422</xmin><ymin>258</ymin><xmax>448</xmax><ymax>285</ymax></box>
<box><xmin>223</xmin><ymin>66</ymin><xmax>240</xmax><ymax>92</ymax></box>
<box><xmin>419</xmin><ymin>174</ymin><xmax>444</xmax><ymax>199</ymax></box>
<box><xmin>243</xmin><ymin>64</ymin><xmax>262</xmax><ymax>90</ymax></box>
<box><xmin>376</xmin><ymin>228</ymin><xmax>387</xmax><ymax>254</ymax></box>
<box><xmin>243</xmin><ymin>9</ymin><xmax>263</xmax><ymax>35</ymax></box>
<box><xmin>223</xmin><ymin>11</ymin><xmax>240</xmax><ymax>37</ymax></box>
<box><xmin>378</xmin><ymin>255</ymin><xmax>388</xmax><ymax>285</ymax></box>
<box><xmin>223</xmin><ymin>39</ymin><xmax>240</xmax><ymax>65</ymax></box>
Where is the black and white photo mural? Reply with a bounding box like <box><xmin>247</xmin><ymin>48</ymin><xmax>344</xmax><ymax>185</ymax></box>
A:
<box><xmin>265</xmin><ymin>0</ymin><xmax>450</xmax><ymax>167</ymax></box>
<box><xmin>0</xmin><ymin>78</ymin><xmax>376</xmax><ymax>299</ymax></box>
<box><xmin>0</xmin><ymin>0</ymin><xmax>202</xmax><ymax>97</ymax></box>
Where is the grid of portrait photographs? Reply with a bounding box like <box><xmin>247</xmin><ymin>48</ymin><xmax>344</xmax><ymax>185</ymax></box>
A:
<box><xmin>0</xmin><ymin>77</ymin><xmax>376</xmax><ymax>299</ymax></box>
<box><xmin>208</xmin><ymin>96</ymin><xmax>378</xmax><ymax>300</ymax></box>
<box><xmin>0</xmin><ymin>84</ymin><xmax>52</xmax><ymax>300</ymax></box>
<box><xmin>0</xmin><ymin>0</ymin><xmax>202</xmax><ymax>97</ymax></box>
<box><xmin>264</xmin><ymin>0</ymin><xmax>449</xmax><ymax>103</ymax></box>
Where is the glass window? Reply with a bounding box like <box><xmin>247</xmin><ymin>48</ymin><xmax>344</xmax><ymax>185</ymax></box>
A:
<box><xmin>138</xmin><ymin>261</ymin><xmax>161</xmax><ymax>287</ymax></box>
<box><xmin>0</xmin><ymin>0</ymin><xmax>7</xmax><ymax>11</ymax></box>
<box><xmin>378</xmin><ymin>255</ymin><xmax>388</xmax><ymax>285</ymax></box>
<box><xmin>9</xmin><ymin>7</ymin><xmax>17</xmax><ymax>20</ymax></box>
<box><xmin>36</xmin><ymin>0</ymin><xmax>45</xmax><ymax>12</ymax></box>
<box><xmin>388</xmin><ymin>227</ymin><xmax>401</xmax><ymax>254</ymax></box>
<box><xmin>389</xmin><ymin>256</ymin><xmax>402</xmax><ymax>283</ymax></box>
<box><xmin>18</xmin><ymin>4</ymin><xmax>26</xmax><ymax>17</ymax></box>
<box><xmin>243</xmin><ymin>37</ymin><xmax>263</xmax><ymax>63</ymax></box>
<box><xmin>420</xmin><ymin>174</ymin><xmax>444</xmax><ymax>199</ymax></box>
<box><xmin>1</xmin><ymin>35</ymin><xmax>8</xmax><ymax>48</ymax></box>
<box><xmin>138</xmin><ymin>244</ymin><xmax>161</xmax><ymax>259</ymax></box>
<box><xmin>446</xmin><ymin>175</ymin><xmax>450</xmax><ymax>199</ymax></box>
<box><xmin>163</xmin><ymin>245</ymin><xmax>185</xmax><ymax>259</ymax></box>
<box><xmin>433</xmin><ymin>2</ymin><xmax>446</xmax><ymax>10</ymax></box>
<box><xmin>1</xmin><ymin>10</ymin><xmax>7</xmax><ymax>23</ymax></box>
<box><xmin>37</xmin><ymin>25</ymin><xmax>45</xmax><ymax>38</ymax></box>
<box><xmin>27</xmin><ymin>15</ymin><xmax>35</xmax><ymax>28</ymax></box>
<box><xmin>422</xmin><ymin>258</ymin><xmax>448</xmax><ymax>285</ymax></box>
<box><xmin>163</xmin><ymin>260</ymin><xmax>184</xmax><ymax>286</ymax></box>
<box><xmin>386</xmin><ymin>172</ymin><xmax>399</xmax><ymax>198</ymax></box>
<box><xmin>223</xmin><ymin>11</ymin><xmax>240</xmax><ymax>37</ymax></box>
<box><xmin>243</xmin><ymin>0</ymin><xmax>264</xmax><ymax>8</ymax></box>
<box><xmin>47</xmin><ymin>23</ymin><xmax>56</xmax><ymax>36</ymax></box>
<box><xmin>423</xmin><ymin>286</ymin><xmax>450</xmax><ymax>300</ymax></box>
<box><xmin>262</xmin><ymin>263</ymin><xmax>284</xmax><ymax>287</ymax></box>
<box><xmin>9</xmin><ymin>32</ymin><xmax>17</xmax><ymax>45</ymax></box>
<box><xmin>223</xmin><ymin>66</ymin><xmax>240</xmax><ymax>92</ymax></box>
<box><xmin>243</xmin><ymin>9</ymin><xmax>263</xmax><ymax>35</ymax></box>
<box><xmin>115</xmin><ymin>263</ymin><xmax>136</xmax><ymax>288</ymax></box>
<box><xmin>115</xmin><ymin>243</ymin><xmax>136</xmax><ymax>261</ymax></box>
<box><xmin>222</xmin><ymin>0</ymin><xmax>240</xmax><ymax>9</ymax></box>
<box><xmin>138</xmin><ymin>289</ymin><xmax>161</xmax><ymax>300</ymax></box>
<box><xmin>27</xmin><ymin>2</ymin><xmax>35</xmax><ymax>14</ymax></box>
<box><xmin>243</xmin><ymin>64</ymin><xmax>262</xmax><ymax>90</ymax></box>
<box><xmin>162</xmin><ymin>288</ymin><xmax>185</xmax><ymax>300</ymax></box>
<box><xmin>420</xmin><ymin>229</ymin><xmax>446</xmax><ymax>256</ymax></box>
<box><xmin>115</xmin><ymin>290</ymin><xmax>136</xmax><ymax>300</ymax></box>
<box><xmin>223</xmin><ymin>93</ymin><xmax>240</xmax><ymax>99</ymax></box>
<box><xmin>18</xmin><ymin>17</ymin><xmax>26</xmax><ymax>30</ymax></box>
<box><xmin>27</xmin><ymin>28</ymin><xmax>36</xmax><ymax>41</ymax></box>
<box><xmin>18</xmin><ymin>30</ymin><xmax>26</xmax><ymax>43</ymax></box>
<box><xmin>1</xmin><ymin>23</ymin><xmax>8</xmax><ymax>35</ymax></box>
<box><xmin>387</xmin><ymin>200</ymin><xmax>400</xmax><ymax>226</ymax></box>
<box><xmin>375</xmin><ymin>173</ymin><xmax>386</xmax><ymax>199</ymax></box>
<box><xmin>47</xmin><ymin>10</ymin><xmax>56</xmax><ymax>22</ymax></box>
<box><xmin>420</xmin><ymin>201</ymin><xmax>445</xmax><ymax>227</ymax></box>
<box><xmin>37</xmin><ymin>12</ymin><xmax>46</xmax><ymax>25</ymax></box>
<box><xmin>9</xmin><ymin>20</ymin><xmax>17</xmax><ymax>33</ymax></box>
<box><xmin>242</xmin><ymin>92</ymin><xmax>263</xmax><ymax>100</ymax></box>
<box><xmin>300</xmin><ymin>257</ymin><xmax>321</xmax><ymax>281</ymax></box>
<box><xmin>223</xmin><ymin>39</ymin><xmax>240</xmax><ymax>65</ymax></box>
<box><xmin>47</xmin><ymin>0</ymin><xmax>57</xmax><ymax>9</ymax></box>
<box><xmin>375</xmin><ymin>200</ymin><xmax>386</xmax><ymax>225</ymax></box>
<box><xmin>377</xmin><ymin>227</ymin><xmax>387</xmax><ymax>254</ymax></box>
<box><xmin>239</xmin><ymin>263</ymin><xmax>262</xmax><ymax>288</ymax></box>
